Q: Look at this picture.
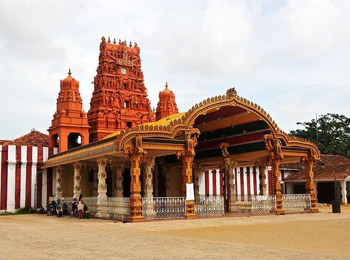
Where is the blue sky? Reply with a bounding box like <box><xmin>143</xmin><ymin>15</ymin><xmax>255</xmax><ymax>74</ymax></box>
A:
<box><xmin>0</xmin><ymin>0</ymin><xmax>349</xmax><ymax>139</ymax></box>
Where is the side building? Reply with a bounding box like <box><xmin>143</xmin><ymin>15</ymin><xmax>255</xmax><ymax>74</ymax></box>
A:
<box><xmin>0</xmin><ymin>130</ymin><xmax>57</xmax><ymax>212</ymax></box>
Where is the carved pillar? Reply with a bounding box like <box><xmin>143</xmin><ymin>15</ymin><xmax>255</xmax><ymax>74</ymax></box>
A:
<box><xmin>143</xmin><ymin>157</ymin><xmax>156</xmax><ymax>220</ymax></box>
<box><xmin>128</xmin><ymin>153</ymin><xmax>144</xmax><ymax>222</ymax></box>
<box><xmin>182</xmin><ymin>154</ymin><xmax>196</xmax><ymax>219</ymax></box>
<box><xmin>265</xmin><ymin>137</ymin><xmax>284</xmax><ymax>215</ymax></box>
<box><xmin>73</xmin><ymin>162</ymin><xmax>82</xmax><ymax>199</ymax></box>
<box><xmin>304</xmin><ymin>156</ymin><xmax>319</xmax><ymax>212</ymax></box>
<box><xmin>55</xmin><ymin>166</ymin><xmax>63</xmax><ymax>199</ymax></box>
<box><xmin>143</xmin><ymin>157</ymin><xmax>155</xmax><ymax>198</ymax></box>
<box><xmin>258</xmin><ymin>165</ymin><xmax>267</xmax><ymax>195</ymax></box>
<box><xmin>115</xmin><ymin>163</ymin><xmax>124</xmax><ymax>198</ymax></box>
<box><xmin>271</xmin><ymin>158</ymin><xmax>285</xmax><ymax>215</ymax></box>
<box><xmin>224</xmin><ymin>158</ymin><xmax>238</xmax><ymax>212</ymax></box>
<box><xmin>95</xmin><ymin>158</ymin><xmax>109</xmax><ymax>218</ymax></box>
<box><xmin>193</xmin><ymin>163</ymin><xmax>201</xmax><ymax>204</ymax></box>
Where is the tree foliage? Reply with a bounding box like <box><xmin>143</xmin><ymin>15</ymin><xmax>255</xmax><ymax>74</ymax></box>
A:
<box><xmin>289</xmin><ymin>113</ymin><xmax>350</xmax><ymax>157</ymax></box>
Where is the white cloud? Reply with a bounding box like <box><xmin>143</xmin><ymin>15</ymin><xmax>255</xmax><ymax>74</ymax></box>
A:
<box><xmin>0</xmin><ymin>0</ymin><xmax>350</xmax><ymax>139</ymax></box>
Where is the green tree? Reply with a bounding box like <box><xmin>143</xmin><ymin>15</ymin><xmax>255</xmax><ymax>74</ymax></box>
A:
<box><xmin>289</xmin><ymin>113</ymin><xmax>350</xmax><ymax>157</ymax></box>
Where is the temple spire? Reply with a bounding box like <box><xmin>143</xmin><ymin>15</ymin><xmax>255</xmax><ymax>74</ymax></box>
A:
<box><xmin>68</xmin><ymin>68</ymin><xmax>72</xmax><ymax>76</ymax></box>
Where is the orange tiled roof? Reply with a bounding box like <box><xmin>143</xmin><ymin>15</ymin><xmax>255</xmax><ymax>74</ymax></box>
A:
<box><xmin>285</xmin><ymin>154</ymin><xmax>350</xmax><ymax>181</ymax></box>
<box><xmin>0</xmin><ymin>130</ymin><xmax>49</xmax><ymax>147</ymax></box>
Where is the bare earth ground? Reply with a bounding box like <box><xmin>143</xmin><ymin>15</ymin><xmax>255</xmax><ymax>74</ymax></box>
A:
<box><xmin>1</xmin><ymin>206</ymin><xmax>350</xmax><ymax>260</ymax></box>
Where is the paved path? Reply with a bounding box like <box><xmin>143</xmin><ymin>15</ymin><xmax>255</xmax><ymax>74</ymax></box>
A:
<box><xmin>0</xmin><ymin>206</ymin><xmax>349</xmax><ymax>260</ymax></box>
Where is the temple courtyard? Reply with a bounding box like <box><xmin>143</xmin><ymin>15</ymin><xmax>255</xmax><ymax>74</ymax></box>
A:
<box><xmin>1</xmin><ymin>207</ymin><xmax>350</xmax><ymax>260</ymax></box>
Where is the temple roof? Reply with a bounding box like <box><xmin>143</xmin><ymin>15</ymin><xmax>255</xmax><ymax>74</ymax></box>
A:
<box><xmin>0</xmin><ymin>130</ymin><xmax>49</xmax><ymax>147</ymax></box>
<box><xmin>103</xmin><ymin>112</ymin><xmax>185</xmax><ymax>139</ymax></box>
<box><xmin>284</xmin><ymin>154</ymin><xmax>350</xmax><ymax>181</ymax></box>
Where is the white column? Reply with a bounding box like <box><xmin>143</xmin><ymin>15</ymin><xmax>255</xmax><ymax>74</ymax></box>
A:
<box><xmin>7</xmin><ymin>145</ymin><xmax>16</xmax><ymax>212</ymax></box>
<box><xmin>20</xmin><ymin>146</ymin><xmax>27</xmax><ymax>208</ymax></box>
<box><xmin>73</xmin><ymin>162</ymin><xmax>82</xmax><ymax>199</ymax></box>
<box><xmin>143</xmin><ymin>157</ymin><xmax>155</xmax><ymax>198</ymax></box>
<box><xmin>341</xmin><ymin>180</ymin><xmax>347</xmax><ymax>205</ymax></box>
<box><xmin>208</xmin><ymin>170</ymin><xmax>213</xmax><ymax>195</ymax></box>
<box><xmin>236</xmin><ymin>167</ymin><xmax>241</xmax><ymax>200</ymax></box>
<box><xmin>250</xmin><ymin>167</ymin><xmax>254</xmax><ymax>196</ymax></box>
<box><xmin>243</xmin><ymin>167</ymin><xmax>248</xmax><ymax>199</ymax></box>
<box><xmin>255</xmin><ymin>167</ymin><xmax>260</xmax><ymax>195</ymax></box>
<box><xmin>55</xmin><ymin>166</ymin><xmax>63</xmax><ymax>199</ymax></box>
<box><xmin>95</xmin><ymin>158</ymin><xmax>108</xmax><ymax>218</ymax></box>
<box><xmin>31</xmin><ymin>146</ymin><xmax>38</xmax><ymax>208</ymax></box>
<box><xmin>216</xmin><ymin>169</ymin><xmax>220</xmax><ymax>196</ymax></box>
<box><xmin>143</xmin><ymin>157</ymin><xmax>156</xmax><ymax>220</ymax></box>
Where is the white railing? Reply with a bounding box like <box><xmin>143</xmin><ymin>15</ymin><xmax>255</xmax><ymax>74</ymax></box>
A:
<box><xmin>235</xmin><ymin>195</ymin><xmax>254</xmax><ymax>202</ymax></box>
<box><xmin>195</xmin><ymin>196</ymin><xmax>225</xmax><ymax>217</ymax></box>
<box><xmin>282</xmin><ymin>194</ymin><xmax>311</xmax><ymax>212</ymax></box>
<box><xmin>251</xmin><ymin>195</ymin><xmax>276</xmax><ymax>214</ymax></box>
<box><xmin>107</xmin><ymin>197</ymin><xmax>130</xmax><ymax>220</ymax></box>
<box><xmin>142</xmin><ymin>197</ymin><xmax>186</xmax><ymax>220</ymax></box>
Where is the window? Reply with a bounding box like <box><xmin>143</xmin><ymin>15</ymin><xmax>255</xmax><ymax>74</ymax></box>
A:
<box><xmin>127</xmin><ymin>122</ymin><xmax>132</xmax><ymax>128</ymax></box>
<box><xmin>124</xmin><ymin>101</ymin><xmax>129</xmax><ymax>108</ymax></box>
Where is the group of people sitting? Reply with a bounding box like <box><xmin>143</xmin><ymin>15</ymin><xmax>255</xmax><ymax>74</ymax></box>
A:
<box><xmin>75</xmin><ymin>194</ymin><xmax>86</xmax><ymax>219</ymax></box>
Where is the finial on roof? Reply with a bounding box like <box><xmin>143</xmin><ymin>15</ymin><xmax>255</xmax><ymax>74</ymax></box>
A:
<box><xmin>68</xmin><ymin>68</ymin><xmax>72</xmax><ymax>76</ymax></box>
<box><xmin>108</xmin><ymin>36</ymin><xmax>111</xmax><ymax>43</ymax></box>
<box><xmin>113</xmin><ymin>38</ymin><xmax>116</xmax><ymax>44</ymax></box>
<box><xmin>165</xmin><ymin>82</ymin><xmax>168</xmax><ymax>88</ymax></box>
<box><xmin>119</xmin><ymin>39</ymin><xmax>121</xmax><ymax>44</ymax></box>
<box><xmin>129</xmin><ymin>41</ymin><xmax>132</xmax><ymax>47</ymax></box>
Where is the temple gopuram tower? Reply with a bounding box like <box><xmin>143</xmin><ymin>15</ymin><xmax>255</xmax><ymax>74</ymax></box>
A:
<box><xmin>88</xmin><ymin>37</ymin><xmax>155</xmax><ymax>142</ymax></box>
<box><xmin>48</xmin><ymin>69</ymin><xmax>90</xmax><ymax>152</ymax></box>
<box><xmin>156</xmin><ymin>82</ymin><xmax>179</xmax><ymax>120</ymax></box>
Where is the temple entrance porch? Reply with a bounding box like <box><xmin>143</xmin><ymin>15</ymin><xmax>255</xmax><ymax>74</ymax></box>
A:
<box><xmin>43</xmin><ymin>89</ymin><xmax>321</xmax><ymax>222</ymax></box>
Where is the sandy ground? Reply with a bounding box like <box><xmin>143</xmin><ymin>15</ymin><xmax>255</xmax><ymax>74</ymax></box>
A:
<box><xmin>0</xmin><ymin>206</ymin><xmax>350</xmax><ymax>260</ymax></box>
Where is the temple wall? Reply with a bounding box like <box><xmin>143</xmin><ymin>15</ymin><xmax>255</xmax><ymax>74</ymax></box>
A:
<box><xmin>166</xmin><ymin>166</ymin><xmax>181</xmax><ymax>197</ymax></box>
<box><xmin>61</xmin><ymin>165</ymin><xmax>73</xmax><ymax>198</ymax></box>
<box><xmin>198</xmin><ymin>166</ymin><xmax>274</xmax><ymax>200</ymax></box>
<box><xmin>80</xmin><ymin>167</ymin><xmax>94</xmax><ymax>197</ymax></box>
<box><xmin>0</xmin><ymin>145</ymin><xmax>57</xmax><ymax>212</ymax></box>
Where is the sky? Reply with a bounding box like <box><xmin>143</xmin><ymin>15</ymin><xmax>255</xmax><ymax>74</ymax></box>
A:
<box><xmin>0</xmin><ymin>0</ymin><xmax>349</xmax><ymax>139</ymax></box>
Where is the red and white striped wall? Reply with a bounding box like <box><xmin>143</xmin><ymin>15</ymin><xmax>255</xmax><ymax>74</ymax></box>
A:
<box><xmin>199</xmin><ymin>166</ymin><xmax>281</xmax><ymax>201</ymax></box>
<box><xmin>0</xmin><ymin>145</ymin><xmax>57</xmax><ymax>212</ymax></box>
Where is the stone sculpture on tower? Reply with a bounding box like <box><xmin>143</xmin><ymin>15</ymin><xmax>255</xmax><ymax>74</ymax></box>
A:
<box><xmin>88</xmin><ymin>37</ymin><xmax>155</xmax><ymax>142</ymax></box>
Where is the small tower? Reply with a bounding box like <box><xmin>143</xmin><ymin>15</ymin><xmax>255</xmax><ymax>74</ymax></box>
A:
<box><xmin>156</xmin><ymin>82</ymin><xmax>179</xmax><ymax>120</ymax></box>
<box><xmin>48</xmin><ymin>69</ymin><xmax>90</xmax><ymax>153</ymax></box>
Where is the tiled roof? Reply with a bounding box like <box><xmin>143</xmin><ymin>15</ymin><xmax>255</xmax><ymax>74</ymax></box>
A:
<box><xmin>284</xmin><ymin>154</ymin><xmax>350</xmax><ymax>181</ymax></box>
<box><xmin>0</xmin><ymin>130</ymin><xmax>49</xmax><ymax>147</ymax></box>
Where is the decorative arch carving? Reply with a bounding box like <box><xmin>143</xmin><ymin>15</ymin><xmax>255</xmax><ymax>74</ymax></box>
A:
<box><xmin>115</xmin><ymin>88</ymin><xmax>320</xmax><ymax>159</ymax></box>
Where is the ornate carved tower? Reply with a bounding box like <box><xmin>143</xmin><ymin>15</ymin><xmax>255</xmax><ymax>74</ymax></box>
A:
<box><xmin>156</xmin><ymin>82</ymin><xmax>179</xmax><ymax>120</ymax></box>
<box><xmin>48</xmin><ymin>69</ymin><xmax>90</xmax><ymax>153</ymax></box>
<box><xmin>88</xmin><ymin>36</ymin><xmax>155</xmax><ymax>142</ymax></box>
